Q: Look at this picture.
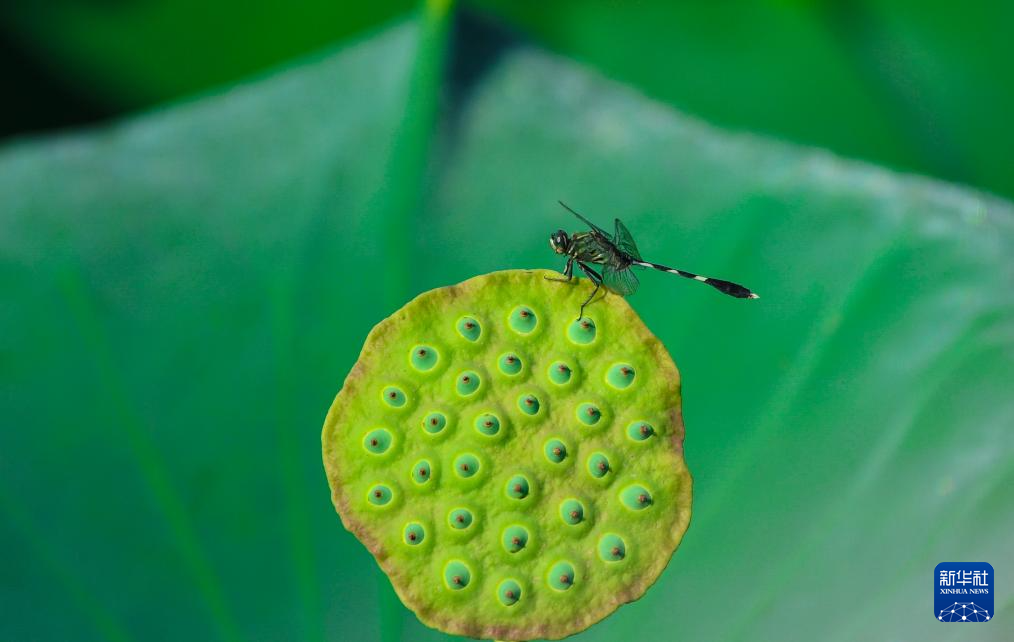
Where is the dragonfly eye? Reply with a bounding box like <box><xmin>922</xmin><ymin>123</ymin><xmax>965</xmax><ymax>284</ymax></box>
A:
<box><xmin>549</xmin><ymin>230</ymin><xmax>569</xmax><ymax>254</ymax></box>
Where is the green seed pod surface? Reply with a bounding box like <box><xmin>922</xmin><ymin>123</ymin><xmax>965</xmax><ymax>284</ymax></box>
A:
<box><xmin>322</xmin><ymin>269</ymin><xmax>692</xmax><ymax>640</ymax></box>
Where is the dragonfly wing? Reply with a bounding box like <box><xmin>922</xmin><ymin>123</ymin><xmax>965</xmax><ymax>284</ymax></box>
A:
<box><xmin>603</xmin><ymin>264</ymin><xmax>640</xmax><ymax>297</ymax></box>
<box><xmin>612</xmin><ymin>218</ymin><xmax>643</xmax><ymax>260</ymax></box>
<box><xmin>559</xmin><ymin>201</ymin><xmax>612</xmax><ymax>238</ymax></box>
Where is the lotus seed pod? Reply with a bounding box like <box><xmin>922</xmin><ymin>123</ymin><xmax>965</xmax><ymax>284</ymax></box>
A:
<box><xmin>322</xmin><ymin>269</ymin><xmax>692</xmax><ymax>640</ymax></box>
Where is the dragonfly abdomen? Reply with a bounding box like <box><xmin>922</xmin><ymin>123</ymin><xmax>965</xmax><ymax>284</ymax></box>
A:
<box><xmin>633</xmin><ymin>260</ymin><xmax>758</xmax><ymax>299</ymax></box>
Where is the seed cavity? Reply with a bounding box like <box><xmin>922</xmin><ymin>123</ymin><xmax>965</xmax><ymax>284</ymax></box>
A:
<box><xmin>455</xmin><ymin>371</ymin><xmax>481</xmax><ymax>396</ymax></box>
<box><xmin>497</xmin><ymin>352</ymin><xmax>524</xmax><ymax>376</ymax></box>
<box><xmin>411</xmin><ymin>459</ymin><xmax>432</xmax><ymax>485</ymax></box>
<box><xmin>443</xmin><ymin>560</ymin><xmax>472</xmax><ymax>591</ymax></box>
<box><xmin>381</xmin><ymin>386</ymin><xmax>406</xmax><ymax>408</ymax></box>
<box><xmin>606</xmin><ymin>363</ymin><xmax>636</xmax><ymax>389</ymax></box>
<box><xmin>567</xmin><ymin>317</ymin><xmax>597</xmax><ymax>345</ymax></box>
<box><xmin>544</xmin><ymin>438</ymin><xmax>568</xmax><ymax>464</ymax></box>
<box><xmin>422</xmin><ymin>412</ymin><xmax>447</xmax><ymax>435</ymax></box>
<box><xmin>547</xmin><ymin>561</ymin><xmax>576</xmax><ymax>591</ymax></box>
<box><xmin>517</xmin><ymin>393</ymin><xmax>541</xmax><ymax>416</ymax></box>
<box><xmin>453</xmin><ymin>453</ymin><xmax>480</xmax><ymax>479</ymax></box>
<box><xmin>497</xmin><ymin>579</ymin><xmax>523</xmax><ymax>606</ymax></box>
<box><xmin>627</xmin><ymin>421</ymin><xmax>656</xmax><ymax>442</ymax></box>
<box><xmin>598</xmin><ymin>533</ymin><xmax>626</xmax><ymax>562</ymax></box>
<box><xmin>410</xmin><ymin>345</ymin><xmax>439</xmax><ymax>372</ymax></box>
<box><xmin>456</xmin><ymin>316</ymin><xmax>482</xmax><ymax>342</ymax></box>
<box><xmin>448</xmin><ymin>508</ymin><xmax>474</xmax><ymax>530</ymax></box>
<box><xmin>548</xmin><ymin>361</ymin><xmax>573</xmax><ymax>385</ymax></box>
<box><xmin>559</xmin><ymin>498</ymin><xmax>585</xmax><ymax>525</ymax></box>
<box><xmin>501</xmin><ymin>525</ymin><xmax>529</xmax><ymax>553</ymax></box>
<box><xmin>474</xmin><ymin>412</ymin><xmax>501</xmax><ymax>437</ymax></box>
<box><xmin>505</xmin><ymin>474</ymin><xmax>530</xmax><ymax>500</ymax></box>
<box><xmin>576</xmin><ymin>402</ymin><xmax>602</xmax><ymax>426</ymax></box>
<box><xmin>367</xmin><ymin>484</ymin><xmax>393</xmax><ymax>507</ymax></box>
<box><xmin>508</xmin><ymin>305</ymin><xmax>538</xmax><ymax>334</ymax></box>
<box><xmin>587</xmin><ymin>452</ymin><xmax>611</xmax><ymax>479</ymax></box>
<box><xmin>403</xmin><ymin>523</ymin><xmax>425</xmax><ymax>546</ymax></box>
<box><xmin>362</xmin><ymin>428</ymin><xmax>392</xmax><ymax>455</ymax></box>
<box><xmin>620</xmin><ymin>484</ymin><xmax>654</xmax><ymax>511</ymax></box>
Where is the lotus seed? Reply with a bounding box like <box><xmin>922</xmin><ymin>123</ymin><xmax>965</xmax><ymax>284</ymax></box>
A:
<box><xmin>443</xmin><ymin>560</ymin><xmax>472</xmax><ymax>590</ymax></box>
<box><xmin>567</xmin><ymin>317</ymin><xmax>597</xmax><ymax>345</ymax></box>
<box><xmin>620</xmin><ymin>484</ymin><xmax>654</xmax><ymax>511</ymax></box>
<box><xmin>456</xmin><ymin>316</ymin><xmax>481</xmax><ymax>342</ymax></box>
<box><xmin>474</xmin><ymin>412</ymin><xmax>501</xmax><ymax>436</ymax></box>
<box><xmin>403</xmin><ymin>523</ymin><xmax>425</xmax><ymax>546</ymax></box>
<box><xmin>382</xmin><ymin>386</ymin><xmax>406</xmax><ymax>408</ymax></box>
<box><xmin>548</xmin><ymin>361</ymin><xmax>573</xmax><ymax>385</ymax></box>
<box><xmin>498</xmin><ymin>352</ymin><xmax>523</xmax><ymax>376</ymax></box>
<box><xmin>497</xmin><ymin>579</ymin><xmax>522</xmax><ymax>606</ymax></box>
<box><xmin>509</xmin><ymin>305</ymin><xmax>538</xmax><ymax>334</ymax></box>
<box><xmin>367</xmin><ymin>484</ymin><xmax>392</xmax><ymax>506</ymax></box>
<box><xmin>454</xmin><ymin>453</ymin><xmax>480</xmax><ymax>479</ymax></box>
<box><xmin>502</xmin><ymin>525</ymin><xmax>529</xmax><ymax>553</ymax></box>
<box><xmin>448</xmin><ymin>508</ymin><xmax>473</xmax><ymax>530</ymax></box>
<box><xmin>518</xmin><ymin>393</ymin><xmax>541</xmax><ymax>415</ymax></box>
<box><xmin>587</xmin><ymin>452</ymin><xmax>611</xmax><ymax>478</ymax></box>
<box><xmin>363</xmin><ymin>428</ymin><xmax>392</xmax><ymax>455</ymax></box>
<box><xmin>576</xmin><ymin>402</ymin><xmax>602</xmax><ymax>426</ymax></box>
<box><xmin>422</xmin><ymin>411</ymin><xmax>447</xmax><ymax>435</ymax></box>
<box><xmin>545</xmin><ymin>438</ymin><xmax>568</xmax><ymax>464</ymax></box>
<box><xmin>505</xmin><ymin>474</ymin><xmax>530</xmax><ymax>499</ymax></box>
<box><xmin>560</xmin><ymin>498</ymin><xmax>585</xmax><ymax>525</ymax></box>
<box><xmin>411</xmin><ymin>460</ymin><xmax>432</xmax><ymax>485</ymax></box>
<box><xmin>547</xmin><ymin>561</ymin><xmax>576</xmax><ymax>591</ymax></box>
<box><xmin>627</xmin><ymin>421</ymin><xmax>655</xmax><ymax>442</ymax></box>
<box><xmin>606</xmin><ymin>363</ymin><xmax>636</xmax><ymax>389</ymax></box>
<box><xmin>456</xmin><ymin>371</ymin><xmax>480</xmax><ymax>396</ymax></box>
<box><xmin>598</xmin><ymin>533</ymin><xmax>626</xmax><ymax>562</ymax></box>
<box><xmin>410</xmin><ymin>345</ymin><xmax>439</xmax><ymax>371</ymax></box>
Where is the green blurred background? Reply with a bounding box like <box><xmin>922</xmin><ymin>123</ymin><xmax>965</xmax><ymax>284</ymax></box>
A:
<box><xmin>1</xmin><ymin>1</ymin><xmax>1012</xmax><ymax>641</ymax></box>
<box><xmin>4</xmin><ymin>0</ymin><xmax>1014</xmax><ymax>200</ymax></box>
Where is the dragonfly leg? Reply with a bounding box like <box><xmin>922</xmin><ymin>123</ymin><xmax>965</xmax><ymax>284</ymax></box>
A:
<box><xmin>576</xmin><ymin>262</ymin><xmax>603</xmax><ymax>320</ymax></box>
<box><xmin>545</xmin><ymin>257</ymin><xmax>574</xmax><ymax>282</ymax></box>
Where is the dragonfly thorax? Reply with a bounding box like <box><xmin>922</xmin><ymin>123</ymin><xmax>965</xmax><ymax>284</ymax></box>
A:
<box><xmin>569</xmin><ymin>231</ymin><xmax>628</xmax><ymax>267</ymax></box>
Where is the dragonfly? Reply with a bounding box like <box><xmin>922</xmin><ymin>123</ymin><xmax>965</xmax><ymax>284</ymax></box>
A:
<box><xmin>548</xmin><ymin>201</ymin><xmax>759</xmax><ymax>319</ymax></box>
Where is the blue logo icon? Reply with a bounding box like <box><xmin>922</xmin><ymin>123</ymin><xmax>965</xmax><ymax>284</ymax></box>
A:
<box><xmin>935</xmin><ymin>562</ymin><xmax>993</xmax><ymax>622</ymax></box>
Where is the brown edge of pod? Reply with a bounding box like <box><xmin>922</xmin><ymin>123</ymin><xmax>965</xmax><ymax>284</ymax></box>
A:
<box><xmin>321</xmin><ymin>269</ymin><xmax>692</xmax><ymax>641</ymax></box>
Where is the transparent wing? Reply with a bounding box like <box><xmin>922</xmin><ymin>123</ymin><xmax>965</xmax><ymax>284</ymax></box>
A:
<box><xmin>603</xmin><ymin>264</ymin><xmax>640</xmax><ymax>297</ymax></box>
<box><xmin>612</xmin><ymin>218</ymin><xmax>642</xmax><ymax>260</ymax></box>
<box><xmin>559</xmin><ymin>201</ymin><xmax>612</xmax><ymax>239</ymax></box>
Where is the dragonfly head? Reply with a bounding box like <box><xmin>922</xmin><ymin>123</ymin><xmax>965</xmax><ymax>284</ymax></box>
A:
<box><xmin>549</xmin><ymin>229</ymin><xmax>570</xmax><ymax>254</ymax></box>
